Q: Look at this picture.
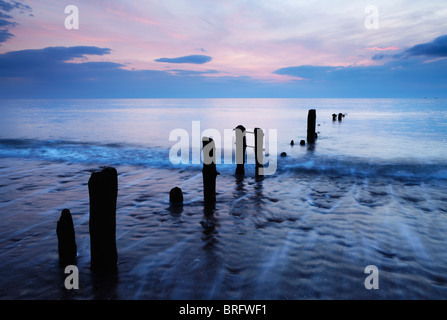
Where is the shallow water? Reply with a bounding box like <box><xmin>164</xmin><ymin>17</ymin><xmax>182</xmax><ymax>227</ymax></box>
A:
<box><xmin>0</xmin><ymin>158</ymin><xmax>447</xmax><ymax>299</ymax></box>
<box><xmin>0</xmin><ymin>98</ymin><xmax>447</xmax><ymax>299</ymax></box>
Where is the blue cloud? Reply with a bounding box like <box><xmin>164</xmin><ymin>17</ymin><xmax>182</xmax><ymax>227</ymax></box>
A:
<box><xmin>372</xmin><ymin>34</ymin><xmax>447</xmax><ymax>61</ymax></box>
<box><xmin>155</xmin><ymin>55</ymin><xmax>212</xmax><ymax>64</ymax></box>
<box><xmin>0</xmin><ymin>0</ymin><xmax>32</xmax><ymax>44</ymax></box>
<box><xmin>0</xmin><ymin>12</ymin><xmax>12</xmax><ymax>18</ymax></box>
<box><xmin>272</xmin><ymin>56</ymin><xmax>447</xmax><ymax>97</ymax></box>
<box><xmin>0</xmin><ymin>18</ymin><xmax>15</xmax><ymax>27</ymax></box>
<box><xmin>0</xmin><ymin>46</ymin><xmax>111</xmax><ymax>62</ymax></box>
<box><xmin>404</xmin><ymin>34</ymin><xmax>447</xmax><ymax>58</ymax></box>
<box><xmin>271</xmin><ymin>35</ymin><xmax>447</xmax><ymax>97</ymax></box>
<box><xmin>0</xmin><ymin>0</ymin><xmax>31</xmax><ymax>13</ymax></box>
<box><xmin>0</xmin><ymin>46</ymin><xmax>269</xmax><ymax>98</ymax></box>
<box><xmin>0</xmin><ymin>46</ymin><xmax>113</xmax><ymax>76</ymax></box>
<box><xmin>0</xmin><ymin>45</ymin><xmax>446</xmax><ymax>99</ymax></box>
<box><xmin>371</xmin><ymin>54</ymin><xmax>385</xmax><ymax>61</ymax></box>
<box><xmin>0</xmin><ymin>27</ymin><xmax>12</xmax><ymax>42</ymax></box>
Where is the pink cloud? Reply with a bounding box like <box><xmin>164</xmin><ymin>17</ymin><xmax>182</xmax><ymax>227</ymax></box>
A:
<box><xmin>366</xmin><ymin>46</ymin><xmax>400</xmax><ymax>51</ymax></box>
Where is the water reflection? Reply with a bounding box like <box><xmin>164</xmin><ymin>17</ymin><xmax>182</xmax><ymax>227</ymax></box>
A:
<box><xmin>90</xmin><ymin>271</ymin><xmax>119</xmax><ymax>300</ymax></box>
<box><xmin>201</xmin><ymin>202</ymin><xmax>218</xmax><ymax>250</ymax></box>
<box><xmin>168</xmin><ymin>203</ymin><xmax>183</xmax><ymax>216</ymax></box>
<box><xmin>254</xmin><ymin>175</ymin><xmax>264</xmax><ymax>208</ymax></box>
<box><xmin>234</xmin><ymin>175</ymin><xmax>246</xmax><ymax>194</ymax></box>
<box><xmin>306</xmin><ymin>142</ymin><xmax>316</xmax><ymax>153</ymax></box>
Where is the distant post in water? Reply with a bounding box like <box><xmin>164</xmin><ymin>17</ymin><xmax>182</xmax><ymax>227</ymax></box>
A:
<box><xmin>202</xmin><ymin>137</ymin><xmax>219</xmax><ymax>202</ymax></box>
<box><xmin>338</xmin><ymin>113</ymin><xmax>343</xmax><ymax>121</ymax></box>
<box><xmin>88</xmin><ymin>167</ymin><xmax>118</xmax><ymax>273</ymax></box>
<box><xmin>332</xmin><ymin>113</ymin><xmax>337</xmax><ymax>121</ymax></box>
<box><xmin>169</xmin><ymin>187</ymin><xmax>183</xmax><ymax>204</ymax></box>
<box><xmin>254</xmin><ymin>127</ymin><xmax>264</xmax><ymax>176</ymax></box>
<box><xmin>57</xmin><ymin>208</ymin><xmax>77</xmax><ymax>266</ymax></box>
<box><xmin>234</xmin><ymin>125</ymin><xmax>247</xmax><ymax>176</ymax></box>
<box><xmin>307</xmin><ymin>109</ymin><xmax>316</xmax><ymax>144</ymax></box>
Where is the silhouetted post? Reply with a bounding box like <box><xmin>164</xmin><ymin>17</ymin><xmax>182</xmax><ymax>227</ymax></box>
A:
<box><xmin>88</xmin><ymin>167</ymin><xmax>118</xmax><ymax>273</ymax></box>
<box><xmin>56</xmin><ymin>209</ymin><xmax>77</xmax><ymax>266</ymax></box>
<box><xmin>332</xmin><ymin>113</ymin><xmax>337</xmax><ymax>121</ymax></box>
<box><xmin>307</xmin><ymin>109</ymin><xmax>316</xmax><ymax>144</ymax></box>
<box><xmin>235</xmin><ymin>125</ymin><xmax>247</xmax><ymax>175</ymax></box>
<box><xmin>170</xmin><ymin>187</ymin><xmax>183</xmax><ymax>203</ymax></box>
<box><xmin>202</xmin><ymin>137</ymin><xmax>219</xmax><ymax>202</ymax></box>
<box><xmin>338</xmin><ymin>113</ymin><xmax>343</xmax><ymax>121</ymax></box>
<box><xmin>254</xmin><ymin>127</ymin><xmax>264</xmax><ymax>176</ymax></box>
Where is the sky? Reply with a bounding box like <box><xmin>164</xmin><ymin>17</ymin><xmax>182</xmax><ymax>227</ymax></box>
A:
<box><xmin>0</xmin><ymin>0</ymin><xmax>446</xmax><ymax>98</ymax></box>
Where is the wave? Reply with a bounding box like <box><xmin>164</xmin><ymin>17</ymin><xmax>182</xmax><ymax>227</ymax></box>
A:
<box><xmin>0</xmin><ymin>138</ymin><xmax>170</xmax><ymax>168</ymax></box>
<box><xmin>276</xmin><ymin>156</ymin><xmax>447</xmax><ymax>181</ymax></box>
<box><xmin>1</xmin><ymin>138</ymin><xmax>446</xmax><ymax>181</ymax></box>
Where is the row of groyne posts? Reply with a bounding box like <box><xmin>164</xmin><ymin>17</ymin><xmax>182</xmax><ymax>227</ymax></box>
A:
<box><xmin>57</xmin><ymin>109</ymin><xmax>345</xmax><ymax>272</ymax></box>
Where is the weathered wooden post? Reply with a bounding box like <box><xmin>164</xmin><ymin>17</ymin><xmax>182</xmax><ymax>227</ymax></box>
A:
<box><xmin>332</xmin><ymin>113</ymin><xmax>337</xmax><ymax>121</ymax></box>
<box><xmin>234</xmin><ymin>125</ymin><xmax>247</xmax><ymax>175</ymax></box>
<box><xmin>88</xmin><ymin>167</ymin><xmax>118</xmax><ymax>273</ymax></box>
<box><xmin>307</xmin><ymin>109</ymin><xmax>316</xmax><ymax>144</ymax></box>
<box><xmin>56</xmin><ymin>208</ymin><xmax>77</xmax><ymax>266</ymax></box>
<box><xmin>170</xmin><ymin>187</ymin><xmax>183</xmax><ymax>204</ymax></box>
<box><xmin>169</xmin><ymin>187</ymin><xmax>183</xmax><ymax>215</ymax></box>
<box><xmin>202</xmin><ymin>137</ymin><xmax>219</xmax><ymax>202</ymax></box>
<box><xmin>254</xmin><ymin>127</ymin><xmax>264</xmax><ymax>176</ymax></box>
<box><xmin>338</xmin><ymin>113</ymin><xmax>343</xmax><ymax>121</ymax></box>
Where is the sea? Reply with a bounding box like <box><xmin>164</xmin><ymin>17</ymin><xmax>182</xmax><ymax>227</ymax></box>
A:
<box><xmin>0</xmin><ymin>98</ymin><xmax>446</xmax><ymax>300</ymax></box>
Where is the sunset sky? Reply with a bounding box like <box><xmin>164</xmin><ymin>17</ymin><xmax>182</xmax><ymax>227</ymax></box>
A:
<box><xmin>1</xmin><ymin>0</ymin><xmax>447</xmax><ymax>98</ymax></box>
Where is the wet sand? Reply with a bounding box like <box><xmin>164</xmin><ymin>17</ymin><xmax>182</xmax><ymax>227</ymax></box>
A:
<box><xmin>1</xmin><ymin>157</ymin><xmax>447</xmax><ymax>299</ymax></box>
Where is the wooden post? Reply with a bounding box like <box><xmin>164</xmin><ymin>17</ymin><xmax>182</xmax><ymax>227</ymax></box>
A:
<box><xmin>56</xmin><ymin>209</ymin><xmax>77</xmax><ymax>266</ymax></box>
<box><xmin>338</xmin><ymin>113</ymin><xmax>343</xmax><ymax>121</ymax></box>
<box><xmin>332</xmin><ymin>113</ymin><xmax>337</xmax><ymax>121</ymax></box>
<box><xmin>234</xmin><ymin>125</ymin><xmax>246</xmax><ymax>175</ymax></box>
<box><xmin>307</xmin><ymin>109</ymin><xmax>316</xmax><ymax>144</ymax></box>
<box><xmin>254</xmin><ymin>127</ymin><xmax>264</xmax><ymax>176</ymax></box>
<box><xmin>202</xmin><ymin>137</ymin><xmax>219</xmax><ymax>202</ymax></box>
<box><xmin>88</xmin><ymin>167</ymin><xmax>118</xmax><ymax>273</ymax></box>
<box><xmin>169</xmin><ymin>187</ymin><xmax>183</xmax><ymax>204</ymax></box>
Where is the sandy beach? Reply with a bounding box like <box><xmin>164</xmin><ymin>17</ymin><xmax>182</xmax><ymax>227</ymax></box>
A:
<box><xmin>1</xmin><ymin>154</ymin><xmax>447</xmax><ymax>299</ymax></box>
